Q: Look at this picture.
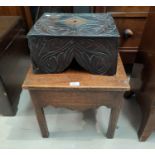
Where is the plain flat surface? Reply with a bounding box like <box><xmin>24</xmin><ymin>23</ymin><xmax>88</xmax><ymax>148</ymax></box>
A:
<box><xmin>0</xmin><ymin>90</ymin><xmax>155</xmax><ymax>149</ymax></box>
<box><xmin>0</xmin><ymin>16</ymin><xmax>21</xmax><ymax>40</ymax></box>
<box><xmin>23</xmin><ymin>56</ymin><xmax>130</xmax><ymax>90</ymax></box>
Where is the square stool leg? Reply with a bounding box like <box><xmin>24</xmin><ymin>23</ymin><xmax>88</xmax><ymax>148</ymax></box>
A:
<box><xmin>106</xmin><ymin>95</ymin><xmax>123</xmax><ymax>138</ymax></box>
<box><xmin>34</xmin><ymin>106</ymin><xmax>49</xmax><ymax>138</ymax></box>
<box><xmin>29</xmin><ymin>91</ymin><xmax>124</xmax><ymax>138</ymax></box>
<box><xmin>30</xmin><ymin>92</ymin><xmax>49</xmax><ymax>138</ymax></box>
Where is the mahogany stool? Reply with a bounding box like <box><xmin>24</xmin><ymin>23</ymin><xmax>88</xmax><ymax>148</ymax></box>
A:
<box><xmin>22</xmin><ymin>56</ymin><xmax>129</xmax><ymax>138</ymax></box>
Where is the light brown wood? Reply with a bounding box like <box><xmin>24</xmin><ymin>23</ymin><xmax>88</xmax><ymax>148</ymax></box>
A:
<box><xmin>23</xmin><ymin>56</ymin><xmax>129</xmax><ymax>91</ymax></box>
<box><xmin>30</xmin><ymin>92</ymin><xmax>49</xmax><ymax>137</ymax></box>
<box><xmin>29</xmin><ymin>90</ymin><xmax>123</xmax><ymax>110</ymax></box>
<box><xmin>23</xmin><ymin>55</ymin><xmax>129</xmax><ymax>138</ymax></box>
<box><xmin>29</xmin><ymin>89</ymin><xmax>125</xmax><ymax>138</ymax></box>
<box><xmin>107</xmin><ymin>97</ymin><xmax>123</xmax><ymax>138</ymax></box>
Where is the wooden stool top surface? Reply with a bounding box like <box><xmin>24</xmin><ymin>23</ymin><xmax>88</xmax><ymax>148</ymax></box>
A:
<box><xmin>23</xmin><ymin>56</ymin><xmax>130</xmax><ymax>91</ymax></box>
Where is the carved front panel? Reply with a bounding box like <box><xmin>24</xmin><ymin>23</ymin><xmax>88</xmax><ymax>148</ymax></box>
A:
<box><xmin>28</xmin><ymin>36</ymin><xmax>118</xmax><ymax>75</ymax></box>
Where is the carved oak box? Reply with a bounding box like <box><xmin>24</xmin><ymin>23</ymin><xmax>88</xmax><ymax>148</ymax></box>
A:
<box><xmin>27</xmin><ymin>13</ymin><xmax>120</xmax><ymax>75</ymax></box>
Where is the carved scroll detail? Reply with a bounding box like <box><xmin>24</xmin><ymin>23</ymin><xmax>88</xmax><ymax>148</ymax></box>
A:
<box><xmin>28</xmin><ymin>37</ymin><xmax>118</xmax><ymax>75</ymax></box>
<box><xmin>75</xmin><ymin>39</ymin><xmax>115</xmax><ymax>74</ymax></box>
<box><xmin>28</xmin><ymin>37</ymin><xmax>74</xmax><ymax>73</ymax></box>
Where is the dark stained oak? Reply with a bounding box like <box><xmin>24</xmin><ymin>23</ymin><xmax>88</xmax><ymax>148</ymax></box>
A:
<box><xmin>114</xmin><ymin>17</ymin><xmax>146</xmax><ymax>48</ymax></box>
<box><xmin>93</xmin><ymin>6</ymin><xmax>150</xmax><ymax>13</ymax></box>
<box><xmin>93</xmin><ymin>6</ymin><xmax>151</xmax><ymax>64</ymax></box>
<box><xmin>23</xmin><ymin>55</ymin><xmax>129</xmax><ymax>138</ymax></box>
<box><xmin>0</xmin><ymin>6</ymin><xmax>33</xmax><ymax>30</ymax></box>
<box><xmin>129</xmin><ymin>7</ymin><xmax>155</xmax><ymax>141</ymax></box>
<box><xmin>0</xmin><ymin>16</ymin><xmax>30</xmax><ymax>116</ymax></box>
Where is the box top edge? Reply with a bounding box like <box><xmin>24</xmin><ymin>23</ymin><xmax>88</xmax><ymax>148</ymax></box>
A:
<box><xmin>27</xmin><ymin>13</ymin><xmax>120</xmax><ymax>37</ymax></box>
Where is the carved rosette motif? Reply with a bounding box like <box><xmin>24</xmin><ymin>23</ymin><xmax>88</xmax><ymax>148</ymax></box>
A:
<box><xmin>27</xmin><ymin>13</ymin><xmax>120</xmax><ymax>75</ymax></box>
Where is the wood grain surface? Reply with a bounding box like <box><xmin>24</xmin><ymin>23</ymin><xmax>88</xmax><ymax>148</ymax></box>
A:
<box><xmin>23</xmin><ymin>55</ymin><xmax>129</xmax><ymax>91</ymax></box>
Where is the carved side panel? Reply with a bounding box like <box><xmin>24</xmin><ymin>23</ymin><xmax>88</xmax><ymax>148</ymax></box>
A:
<box><xmin>28</xmin><ymin>37</ymin><xmax>74</xmax><ymax>73</ymax></box>
<box><xmin>75</xmin><ymin>38</ymin><xmax>118</xmax><ymax>75</ymax></box>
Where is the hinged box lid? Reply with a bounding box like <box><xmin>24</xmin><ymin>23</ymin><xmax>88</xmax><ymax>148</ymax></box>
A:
<box><xmin>27</xmin><ymin>13</ymin><xmax>120</xmax><ymax>37</ymax></box>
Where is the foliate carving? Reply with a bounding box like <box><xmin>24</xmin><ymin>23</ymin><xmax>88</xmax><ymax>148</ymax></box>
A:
<box><xmin>28</xmin><ymin>37</ymin><xmax>74</xmax><ymax>73</ymax></box>
<box><xmin>75</xmin><ymin>38</ymin><xmax>117</xmax><ymax>74</ymax></box>
<box><xmin>28</xmin><ymin>13</ymin><xmax>120</xmax><ymax>37</ymax></box>
<box><xmin>27</xmin><ymin>13</ymin><xmax>120</xmax><ymax>75</ymax></box>
<box><xmin>28</xmin><ymin>37</ymin><xmax>118</xmax><ymax>75</ymax></box>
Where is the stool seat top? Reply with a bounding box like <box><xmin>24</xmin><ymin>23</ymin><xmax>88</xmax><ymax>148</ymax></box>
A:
<box><xmin>23</xmin><ymin>56</ymin><xmax>130</xmax><ymax>91</ymax></box>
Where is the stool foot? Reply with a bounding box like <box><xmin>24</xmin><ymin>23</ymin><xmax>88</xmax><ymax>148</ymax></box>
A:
<box><xmin>138</xmin><ymin>110</ymin><xmax>154</xmax><ymax>142</ymax></box>
<box><xmin>35</xmin><ymin>107</ymin><xmax>49</xmax><ymax>138</ymax></box>
<box><xmin>42</xmin><ymin>132</ymin><xmax>49</xmax><ymax>138</ymax></box>
<box><xmin>106</xmin><ymin>103</ymin><xmax>122</xmax><ymax>138</ymax></box>
<box><xmin>30</xmin><ymin>91</ymin><xmax>49</xmax><ymax>138</ymax></box>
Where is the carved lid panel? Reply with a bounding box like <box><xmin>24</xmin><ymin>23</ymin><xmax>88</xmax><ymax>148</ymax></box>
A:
<box><xmin>27</xmin><ymin>13</ymin><xmax>120</xmax><ymax>37</ymax></box>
